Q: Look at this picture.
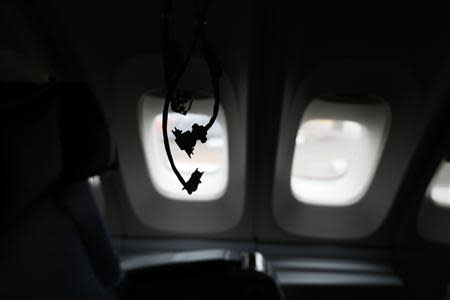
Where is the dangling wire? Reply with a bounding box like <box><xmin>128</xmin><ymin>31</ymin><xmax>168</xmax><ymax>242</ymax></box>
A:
<box><xmin>161</xmin><ymin>0</ymin><xmax>221</xmax><ymax>194</ymax></box>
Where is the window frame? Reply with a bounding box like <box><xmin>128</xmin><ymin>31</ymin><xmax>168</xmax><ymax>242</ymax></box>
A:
<box><xmin>271</xmin><ymin>60</ymin><xmax>419</xmax><ymax>240</ymax></box>
<box><xmin>109</xmin><ymin>56</ymin><xmax>246</xmax><ymax>234</ymax></box>
<box><xmin>289</xmin><ymin>99</ymin><xmax>390</xmax><ymax>207</ymax></box>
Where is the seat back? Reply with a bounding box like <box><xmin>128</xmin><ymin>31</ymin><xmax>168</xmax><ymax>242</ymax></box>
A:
<box><xmin>0</xmin><ymin>83</ymin><xmax>121</xmax><ymax>299</ymax></box>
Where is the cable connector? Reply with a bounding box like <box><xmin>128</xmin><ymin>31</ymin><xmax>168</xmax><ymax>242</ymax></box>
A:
<box><xmin>183</xmin><ymin>169</ymin><xmax>204</xmax><ymax>194</ymax></box>
<box><xmin>172</xmin><ymin>123</ymin><xmax>207</xmax><ymax>158</ymax></box>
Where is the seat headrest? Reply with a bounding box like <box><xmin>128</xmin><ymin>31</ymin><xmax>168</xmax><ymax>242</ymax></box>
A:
<box><xmin>0</xmin><ymin>82</ymin><xmax>115</xmax><ymax>207</ymax></box>
<box><xmin>57</xmin><ymin>84</ymin><xmax>116</xmax><ymax>182</ymax></box>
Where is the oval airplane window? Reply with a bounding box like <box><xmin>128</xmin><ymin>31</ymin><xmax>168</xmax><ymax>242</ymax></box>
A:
<box><xmin>140</xmin><ymin>97</ymin><xmax>229</xmax><ymax>201</ymax></box>
<box><xmin>429</xmin><ymin>161</ymin><xmax>450</xmax><ymax>207</ymax></box>
<box><xmin>290</xmin><ymin>99</ymin><xmax>390</xmax><ymax>206</ymax></box>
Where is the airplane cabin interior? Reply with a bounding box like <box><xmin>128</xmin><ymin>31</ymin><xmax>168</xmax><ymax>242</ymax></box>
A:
<box><xmin>2</xmin><ymin>0</ymin><xmax>450</xmax><ymax>299</ymax></box>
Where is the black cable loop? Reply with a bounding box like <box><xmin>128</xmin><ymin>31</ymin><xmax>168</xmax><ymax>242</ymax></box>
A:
<box><xmin>161</xmin><ymin>0</ymin><xmax>221</xmax><ymax>194</ymax></box>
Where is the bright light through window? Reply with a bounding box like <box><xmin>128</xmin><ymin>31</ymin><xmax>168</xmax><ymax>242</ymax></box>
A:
<box><xmin>290</xmin><ymin>99</ymin><xmax>390</xmax><ymax>206</ymax></box>
<box><xmin>429</xmin><ymin>161</ymin><xmax>450</xmax><ymax>207</ymax></box>
<box><xmin>140</xmin><ymin>98</ymin><xmax>228</xmax><ymax>201</ymax></box>
<box><xmin>293</xmin><ymin>119</ymin><xmax>363</xmax><ymax>180</ymax></box>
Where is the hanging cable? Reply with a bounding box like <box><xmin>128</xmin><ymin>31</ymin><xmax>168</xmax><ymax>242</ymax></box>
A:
<box><xmin>161</xmin><ymin>0</ymin><xmax>222</xmax><ymax>194</ymax></box>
